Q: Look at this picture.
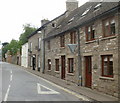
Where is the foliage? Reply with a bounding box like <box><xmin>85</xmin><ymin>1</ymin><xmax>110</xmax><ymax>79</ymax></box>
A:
<box><xmin>19</xmin><ymin>24</ymin><xmax>37</xmax><ymax>45</ymax></box>
<box><xmin>2</xmin><ymin>39</ymin><xmax>21</xmax><ymax>58</ymax></box>
<box><xmin>2</xmin><ymin>24</ymin><xmax>38</xmax><ymax>58</ymax></box>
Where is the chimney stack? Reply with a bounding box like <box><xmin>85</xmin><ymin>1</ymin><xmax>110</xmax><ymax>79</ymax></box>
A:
<box><xmin>66</xmin><ymin>0</ymin><xmax>78</xmax><ymax>12</ymax></box>
<box><xmin>41</xmin><ymin>19</ymin><xmax>49</xmax><ymax>26</ymax></box>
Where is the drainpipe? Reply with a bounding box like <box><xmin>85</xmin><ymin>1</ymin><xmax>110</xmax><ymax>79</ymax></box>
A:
<box><xmin>76</xmin><ymin>28</ymin><xmax>82</xmax><ymax>86</ymax></box>
<box><xmin>42</xmin><ymin>28</ymin><xmax>46</xmax><ymax>74</ymax></box>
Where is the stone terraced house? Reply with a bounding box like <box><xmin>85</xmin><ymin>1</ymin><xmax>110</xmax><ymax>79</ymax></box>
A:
<box><xmin>27</xmin><ymin>0</ymin><xmax>120</xmax><ymax>98</ymax></box>
<box><xmin>43</xmin><ymin>1</ymin><xmax>120</xmax><ymax>97</ymax></box>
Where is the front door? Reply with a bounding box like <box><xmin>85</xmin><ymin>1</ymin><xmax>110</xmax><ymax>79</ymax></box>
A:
<box><xmin>85</xmin><ymin>56</ymin><xmax>92</xmax><ymax>88</ymax></box>
<box><xmin>32</xmin><ymin>55</ymin><xmax>36</xmax><ymax>70</ymax></box>
<box><xmin>61</xmin><ymin>56</ymin><xmax>66</xmax><ymax>79</ymax></box>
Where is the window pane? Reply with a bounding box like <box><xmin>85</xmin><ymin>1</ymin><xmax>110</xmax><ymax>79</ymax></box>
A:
<box><xmin>103</xmin><ymin>61</ymin><xmax>108</xmax><ymax>75</ymax></box>
<box><xmin>110</xmin><ymin>23</ymin><xmax>115</xmax><ymax>35</ymax></box>
<box><xmin>102</xmin><ymin>55</ymin><xmax>113</xmax><ymax>77</ymax></box>
<box><xmin>55</xmin><ymin>59</ymin><xmax>59</xmax><ymax>71</ymax></box>
<box><xmin>68</xmin><ymin>58</ymin><xmax>74</xmax><ymax>73</ymax></box>
<box><xmin>109</xmin><ymin>61</ymin><xmax>113</xmax><ymax>75</ymax></box>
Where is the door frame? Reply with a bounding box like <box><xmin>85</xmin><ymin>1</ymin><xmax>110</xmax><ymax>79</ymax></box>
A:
<box><xmin>61</xmin><ymin>55</ymin><xmax>66</xmax><ymax>79</ymax></box>
<box><xmin>85</xmin><ymin>56</ymin><xmax>92</xmax><ymax>88</ymax></box>
<box><xmin>32</xmin><ymin>54</ymin><xmax>36</xmax><ymax>70</ymax></box>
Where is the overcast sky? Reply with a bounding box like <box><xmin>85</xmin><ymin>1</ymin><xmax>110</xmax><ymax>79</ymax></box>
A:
<box><xmin>0</xmin><ymin>0</ymin><xmax>89</xmax><ymax>44</ymax></box>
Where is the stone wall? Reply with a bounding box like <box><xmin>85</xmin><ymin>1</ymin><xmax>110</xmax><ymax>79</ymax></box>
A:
<box><xmin>45</xmin><ymin>32</ymin><xmax>79</xmax><ymax>83</ymax></box>
<box><xmin>28</xmin><ymin>33</ymin><xmax>42</xmax><ymax>71</ymax></box>
<box><xmin>80</xmin><ymin>14</ymin><xmax>119</xmax><ymax>97</ymax></box>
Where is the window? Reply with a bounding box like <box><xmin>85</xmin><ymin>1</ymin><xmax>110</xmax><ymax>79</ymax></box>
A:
<box><xmin>29</xmin><ymin>42</ymin><xmax>32</xmax><ymax>51</ymax></box>
<box><xmin>101</xmin><ymin>55</ymin><xmax>113</xmax><ymax>78</ymax></box>
<box><xmin>60</xmin><ymin>35</ymin><xmax>65</xmax><ymax>47</ymax></box>
<box><xmin>47</xmin><ymin>40</ymin><xmax>50</xmax><ymax>50</ymax></box>
<box><xmin>38</xmin><ymin>38</ymin><xmax>41</xmax><ymax>49</ymax></box>
<box><xmin>103</xmin><ymin>17</ymin><xmax>116</xmax><ymax>37</ymax></box>
<box><xmin>70</xmin><ymin>31</ymin><xmax>76</xmax><ymax>44</ymax></box>
<box><xmin>94</xmin><ymin>3</ymin><xmax>102</xmax><ymax>11</ymax></box>
<box><xmin>55</xmin><ymin>59</ymin><xmax>59</xmax><ymax>71</ymax></box>
<box><xmin>86</xmin><ymin>24</ymin><xmax>95</xmax><ymax>41</ymax></box>
<box><xmin>68</xmin><ymin>58</ymin><xmax>74</xmax><ymax>73</ymax></box>
<box><xmin>52</xmin><ymin>23</ymin><xmax>56</xmax><ymax>28</ymax></box>
<box><xmin>68</xmin><ymin>17</ymin><xmax>74</xmax><ymax>24</ymax></box>
<box><xmin>48</xmin><ymin>59</ymin><xmax>51</xmax><ymax>70</ymax></box>
<box><xmin>81</xmin><ymin>6</ymin><xmax>92</xmax><ymax>17</ymax></box>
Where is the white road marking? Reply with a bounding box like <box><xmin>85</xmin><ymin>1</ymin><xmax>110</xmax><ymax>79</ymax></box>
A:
<box><xmin>4</xmin><ymin>85</ymin><xmax>11</xmax><ymax>101</ymax></box>
<box><xmin>23</xmin><ymin>69</ymin><xmax>90</xmax><ymax>101</ymax></box>
<box><xmin>10</xmin><ymin>70</ymin><xmax>12</xmax><ymax>74</ymax></box>
<box><xmin>10</xmin><ymin>75</ymin><xmax>13</xmax><ymax>81</ymax></box>
<box><xmin>37</xmin><ymin>83</ymin><xmax>60</xmax><ymax>94</ymax></box>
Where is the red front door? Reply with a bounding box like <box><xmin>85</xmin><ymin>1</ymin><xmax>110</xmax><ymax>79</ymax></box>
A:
<box><xmin>85</xmin><ymin>56</ymin><xmax>92</xmax><ymax>88</ymax></box>
<box><xmin>61</xmin><ymin>56</ymin><xmax>66</xmax><ymax>79</ymax></box>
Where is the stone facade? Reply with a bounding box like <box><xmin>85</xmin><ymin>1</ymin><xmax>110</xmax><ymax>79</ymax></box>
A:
<box><xmin>44</xmin><ymin>6</ymin><xmax>120</xmax><ymax>98</ymax></box>
<box><xmin>80</xmin><ymin>13</ymin><xmax>119</xmax><ymax>97</ymax></box>
<box><xmin>45</xmin><ymin>32</ymin><xmax>79</xmax><ymax>83</ymax></box>
<box><xmin>21</xmin><ymin>43</ymin><xmax>28</xmax><ymax>68</ymax></box>
<box><xmin>26</xmin><ymin>1</ymin><xmax>120</xmax><ymax>98</ymax></box>
<box><xmin>28</xmin><ymin>33</ymin><xmax>42</xmax><ymax>71</ymax></box>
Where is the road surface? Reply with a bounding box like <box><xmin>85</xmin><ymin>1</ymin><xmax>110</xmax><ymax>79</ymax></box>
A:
<box><xmin>1</xmin><ymin>62</ymin><xmax>89</xmax><ymax>102</ymax></box>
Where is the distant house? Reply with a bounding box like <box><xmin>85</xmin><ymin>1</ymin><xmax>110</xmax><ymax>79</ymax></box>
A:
<box><xmin>0</xmin><ymin>41</ymin><xmax>1</xmax><ymax>61</ymax></box>
<box><xmin>27</xmin><ymin>32</ymin><xmax>42</xmax><ymax>71</ymax></box>
<box><xmin>21</xmin><ymin>43</ymin><xmax>28</xmax><ymax>68</ymax></box>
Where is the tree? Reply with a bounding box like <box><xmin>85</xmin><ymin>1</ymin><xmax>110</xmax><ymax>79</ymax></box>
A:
<box><xmin>19</xmin><ymin>24</ymin><xmax>37</xmax><ymax>45</ymax></box>
<box><xmin>2</xmin><ymin>23</ymin><xmax>38</xmax><ymax>58</ymax></box>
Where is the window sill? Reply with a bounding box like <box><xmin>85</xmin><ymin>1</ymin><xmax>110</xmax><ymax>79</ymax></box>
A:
<box><xmin>67</xmin><ymin>73</ymin><xmax>74</xmax><ymax>76</ymax></box>
<box><xmin>85</xmin><ymin>40</ymin><xmax>96</xmax><ymax>44</ymax></box>
<box><xmin>101</xmin><ymin>35</ymin><xmax>116</xmax><ymax>41</ymax></box>
<box><xmin>99</xmin><ymin>76</ymin><xmax>114</xmax><ymax>81</ymax></box>
<box><xmin>54</xmin><ymin>71</ymin><xmax>60</xmax><ymax>73</ymax></box>
<box><xmin>47</xmin><ymin>70</ymin><xmax>52</xmax><ymax>72</ymax></box>
<box><xmin>60</xmin><ymin>47</ymin><xmax>65</xmax><ymax>49</ymax></box>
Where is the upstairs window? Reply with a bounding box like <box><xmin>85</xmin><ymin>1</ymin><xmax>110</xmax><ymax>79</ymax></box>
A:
<box><xmin>103</xmin><ymin>17</ymin><xmax>116</xmax><ymax>37</ymax></box>
<box><xmin>38</xmin><ymin>38</ymin><xmax>41</xmax><ymax>49</ymax></box>
<box><xmin>60</xmin><ymin>35</ymin><xmax>65</xmax><ymax>47</ymax></box>
<box><xmin>86</xmin><ymin>24</ymin><xmax>95</xmax><ymax>41</ymax></box>
<box><xmin>70</xmin><ymin>31</ymin><xmax>76</xmax><ymax>44</ymax></box>
<box><xmin>29</xmin><ymin>42</ymin><xmax>32</xmax><ymax>52</ymax></box>
<box><xmin>47</xmin><ymin>40</ymin><xmax>50</xmax><ymax>50</ymax></box>
<box><xmin>101</xmin><ymin>55</ymin><xmax>113</xmax><ymax>78</ymax></box>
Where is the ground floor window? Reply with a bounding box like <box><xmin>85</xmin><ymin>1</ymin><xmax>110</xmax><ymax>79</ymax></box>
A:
<box><xmin>68</xmin><ymin>58</ymin><xmax>74</xmax><ymax>73</ymax></box>
<box><xmin>101</xmin><ymin>55</ymin><xmax>113</xmax><ymax>78</ymax></box>
<box><xmin>48</xmin><ymin>59</ymin><xmax>51</xmax><ymax>70</ymax></box>
<box><xmin>55</xmin><ymin>59</ymin><xmax>59</xmax><ymax>71</ymax></box>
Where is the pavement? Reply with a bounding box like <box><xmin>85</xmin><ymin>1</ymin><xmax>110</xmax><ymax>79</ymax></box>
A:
<box><xmin>20</xmin><ymin>66</ymin><xmax>119</xmax><ymax>102</ymax></box>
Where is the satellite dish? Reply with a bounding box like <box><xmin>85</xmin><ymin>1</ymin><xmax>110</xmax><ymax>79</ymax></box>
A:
<box><xmin>67</xmin><ymin>44</ymin><xmax>77</xmax><ymax>53</ymax></box>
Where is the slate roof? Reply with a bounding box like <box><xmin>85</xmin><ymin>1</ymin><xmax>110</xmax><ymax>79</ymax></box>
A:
<box><xmin>28</xmin><ymin>11</ymin><xmax>67</xmax><ymax>39</ymax></box>
<box><xmin>44</xmin><ymin>1</ymin><xmax>120</xmax><ymax>40</ymax></box>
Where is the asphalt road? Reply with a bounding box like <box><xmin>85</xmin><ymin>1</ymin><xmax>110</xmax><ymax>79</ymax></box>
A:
<box><xmin>1</xmin><ymin>62</ymin><xmax>89</xmax><ymax>102</ymax></box>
